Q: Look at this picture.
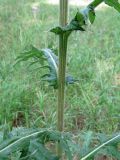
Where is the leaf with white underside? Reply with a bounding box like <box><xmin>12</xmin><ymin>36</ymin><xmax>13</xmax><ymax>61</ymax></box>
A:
<box><xmin>16</xmin><ymin>46</ymin><xmax>77</xmax><ymax>89</ymax></box>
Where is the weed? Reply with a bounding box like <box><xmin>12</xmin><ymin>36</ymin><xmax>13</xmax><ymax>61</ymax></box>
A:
<box><xmin>0</xmin><ymin>0</ymin><xmax>120</xmax><ymax>159</ymax></box>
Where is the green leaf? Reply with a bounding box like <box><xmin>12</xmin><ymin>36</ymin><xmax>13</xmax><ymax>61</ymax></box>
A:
<box><xmin>98</xmin><ymin>146</ymin><xmax>120</xmax><ymax>160</ymax></box>
<box><xmin>0</xmin><ymin>128</ymin><xmax>120</xmax><ymax>160</ymax></box>
<box><xmin>50</xmin><ymin>26</ymin><xmax>65</xmax><ymax>35</ymax></box>
<box><xmin>16</xmin><ymin>46</ymin><xmax>46</xmax><ymax>65</ymax></box>
<box><xmin>28</xmin><ymin>139</ymin><xmax>59</xmax><ymax>160</ymax></box>
<box><xmin>16</xmin><ymin>46</ymin><xmax>58</xmax><ymax>89</ymax></box>
<box><xmin>80</xmin><ymin>131</ymin><xmax>94</xmax><ymax>157</ymax></box>
<box><xmin>51</xmin><ymin>6</ymin><xmax>96</xmax><ymax>36</ymax></box>
<box><xmin>104</xmin><ymin>0</ymin><xmax>120</xmax><ymax>12</ymax></box>
<box><xmin>88</xmin><ymin>9</ymin><xmax>96</xmax><ymax>24</ymax></box>
<box><xmin>50</xmin><ymin>22</ymin><xmax>85</xmax><ymax>35</ymax></box>
<box><xmin>50</xmin><ymin>10</ymin><xmax>87</xmax><ymax>36</ymax></box>
<box><xmin>51</xmin><ymin>0</ymin><xmax>120</xmax><ymax>36</ymax></box>
<box><xmin>81</xmin><ymin>134</ymin><xmax>120</xmax><ymax>160</ymax></box>
<box><xmin>16</xmin><ymin>46</ymin><xmax>77</xmax><ymax>89</ymax></box>
<box><xmin>68</xmin><ymin>19</ymin><xmax>85</xmax><ymax>31</ymax></box>
<box><xmin>75</xmin><ymin>11</ymin><xmax>86</xmax><ymax>26</ymax></box>
<box><xmin>0</xmin><ymin>128</ymin><xmax>72</xmax><ymax>160</ymax></box>
<box><xmin>66</xmin><ymin>75</ymin><xmax>78</xmax><ymax>85</ymax></box>
<box><xmin>80</xmin><ymin>6</ymin><xmax>96</xmax><ymax>24</ymax></box>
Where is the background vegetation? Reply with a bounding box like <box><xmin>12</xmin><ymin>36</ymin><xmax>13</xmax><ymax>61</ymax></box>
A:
<box><xmin>0</xmin><ymin>0</ymin><xmax>120</xmax><ymax>135</ymax></box>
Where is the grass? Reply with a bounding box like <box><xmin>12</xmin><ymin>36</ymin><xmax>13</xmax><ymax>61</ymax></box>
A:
<box><xmin>0</xmin><ymin>0</ymin><xmax>120</xmax><ymax>134</ymax></box>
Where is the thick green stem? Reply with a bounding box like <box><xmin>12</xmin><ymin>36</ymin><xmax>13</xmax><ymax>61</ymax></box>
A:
<box><xmin>57</xmin><ymin>0</ymin><xmax>103</xmax><ymax>131</ymax></box>
<box><xmin>57</xmin><ymin>0</ymin><xmax>68</xmax><ymax>157</ymax></box>
<box><xmin>56</xmin><ymin>0</ymin><xmax>103</xmax><ymax>158</ymax></box>
<box><xmin>88</xmin><ymin>0</ymin><xmax>104</xmax><ymax>9</ymax></box>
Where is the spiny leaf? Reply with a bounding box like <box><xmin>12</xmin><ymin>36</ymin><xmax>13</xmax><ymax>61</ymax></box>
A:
<box><xmin>75</xmin><ymin>11</ymin><xmax>86</xmax><ymax>26</ymax></box>
<box><xmin>50</xmin><ymin>22</ymin><xmax>85</xmax><ymax>35</ymax></box>
<box><xmin>81</xmin><ymin>134</ymin><xmax>120</xmax><ymax>160</ymax></box>
<box><xmin>51</xmin><ymin>0</ymin><xmax>120</xmax><ymax>36</ymax></box>
<box><xmin>16</xmin><ymin>46</ymin><xmax>77</xmax><ymax>89</ymax></box>
<box><xmin>78</xmin><ymin>131</ymin><xmax>94</xmax><ymax>157</ymax></box>
<box><xmin>97</xmin><ymin>146</ymin><xmax>120</xmax><ymax>160</ymax></box>
<box><xmin>68</xmin><ymin>19</ymin><xmax>85</xmax><ymax>31</ymax></box>
<box><xmin>66</xmin><ymin>75</ymin><xmax>79</xmax><ymax>85</ymax></box>
<box><xmin>0</xmin><ymin>128</ymin><xmax>72</xmax><ymax>160</ymax></box>
<box><xmin>51</xmin><ymin>6</ymin><xmax>96</xmax><ymax>36</ymax></box>
<box><xmin>104</xmin><ymin>0</ymin><xmax>120</xmax><ymax>12</ymax></box>
<box><xmin>50</xmin><ymin>11</ymin><xmax>86</xmax><ymax>36</ymax></box>
<box><xmin>28</xmin><ymin>139</ymin><xmax>59</xmax><ymax>160</ymax></box>
<box><xmin>0</xmin><ymin>128</ymin><xmax>120</xmax><ymax>160</ymax></box>
<box><xmin>16</xmin><ymin>47</ymin><xmax>58</xmax><ymax>89</ymax></box>
<box><xmin>16</xmin><ymin>46</ymin><xmax>46</xmax><ymax>65</ymax></box>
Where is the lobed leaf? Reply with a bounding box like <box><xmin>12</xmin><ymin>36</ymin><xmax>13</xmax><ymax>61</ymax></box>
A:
<box><xmin>0</xmin><ymin>128</ymin><xmax>72</xmax><ymax>160</ymax></box>
<box><xmin>51</xmin><ymin>0</ymin><xmax>120</xmax><ymax>37</ymax></box>
<box><xmin>51</xmin><ymin>5</ymin><xmax>97</xmax><ymax>37</ymax></box>
<box><xmin>0</xmin><ymin>128</ymin><xmax>120</xmax><ymax>160</ymax></box>
<box><xmin>28</xmin><ymin>139</ymin><xmax>59</xmax><ymax>160</ymax></box>
<box><xmin>80</xmin><ymin>133</ymin><xmax>120</xmax><ymax>160</ymax></box>
<box><xmin>16</xmin><ymin>46</ymin><xmax>77</xmax><ymax>89</ymax></box>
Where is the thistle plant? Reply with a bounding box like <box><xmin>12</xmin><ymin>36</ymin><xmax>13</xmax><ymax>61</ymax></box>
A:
<box><xmin>0</xmin><ymin>127</ymin><xmax>120</xmax><ymax>159</ymax></box>
<box><xmin>15</xmin><ymin>0</ymin><xmax>120</xmax><ymax>159</ymax></box>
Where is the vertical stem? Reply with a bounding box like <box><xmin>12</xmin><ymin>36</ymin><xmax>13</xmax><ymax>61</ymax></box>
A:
<box><xmin>57</xmin><ymin>0</ymin><xmax>68</xmax><ymax>157</ymax></box>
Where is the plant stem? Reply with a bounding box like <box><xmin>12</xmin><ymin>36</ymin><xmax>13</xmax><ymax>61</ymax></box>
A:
<box><xmin>57</xmin><ymin>0</ymin><xmax>68</xmax><ymax>157</ymax></box>
<box><xmin>88</xmin><ymin>0</ymin><xmax>104</xmax><ymax>9</ymax></box>
<box><xmin>57</xmin><ymin>0</ymin><xmax>103</xmax><ymax>158</ymax></box>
